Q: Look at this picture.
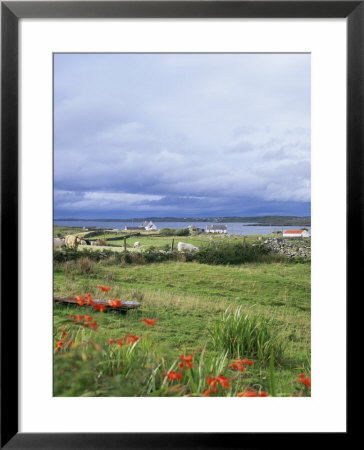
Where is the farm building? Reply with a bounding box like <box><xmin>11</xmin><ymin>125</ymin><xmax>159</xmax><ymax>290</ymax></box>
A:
<box><xmin>139</xmin><ymin>220</ymin><xmax>158</xmax><ymax>231</ymax></box>
<box><xmin>206</xmin><ymin>224</ymin><xmax>228</xmax><ymax>234</ymax></box>
<box><xmin>283</xmin><ymin>229</ymin><xmax>311</xmax><ymax>237</ymax></box>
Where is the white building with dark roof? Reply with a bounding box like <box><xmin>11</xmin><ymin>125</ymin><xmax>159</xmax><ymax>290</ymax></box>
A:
<box><xmin>139</xmin><ymin>220</ymin><xmax>158</xmax><ymax>231</ymax></box>
<box><xmin>206</xmin><ymin>224</ymin><xmax>227</xmax><ymax>234</ymax></box>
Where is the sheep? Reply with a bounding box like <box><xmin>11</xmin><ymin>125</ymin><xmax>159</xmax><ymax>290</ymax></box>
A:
<box><xmin>53</xmin><ymin>237</ymin><xmax>65</xmax><ymax>248</ymax></box>
<box><xmin>64</xmin><ymin>235</ymin><xmax>81</xmax><ymax>249</ymax></box>
<box><xmin>133</xmin><ymin>241</ymin><xmax>140</xmax><ymax>248</ymax></box>
<box><xmin>80</xmin><ymin>240</ymin><xmax>87</xmax><ymax>245</ymax></box>
<box><xmin>177</xmin><ymin>242</ymin><xmax>199</xmax><ymax>252</ymax></box>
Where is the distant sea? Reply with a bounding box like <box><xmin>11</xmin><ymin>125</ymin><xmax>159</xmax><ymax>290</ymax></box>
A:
<box><xmin>54</xmin><ymin>220</ymin><xmax>311</xmax><ymax>236</ymax></box>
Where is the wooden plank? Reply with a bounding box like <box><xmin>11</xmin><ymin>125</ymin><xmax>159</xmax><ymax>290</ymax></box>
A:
<box><xmin>53</xmin><ymin>296</ymin><xmax>140</xmax><ymax>311</ymax></box>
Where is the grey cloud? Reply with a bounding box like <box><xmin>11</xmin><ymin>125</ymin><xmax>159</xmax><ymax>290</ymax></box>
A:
<box><xmin>54</xmin><ymin>53</ymin><xmax>310</xmax><ymax>217</ymax></box>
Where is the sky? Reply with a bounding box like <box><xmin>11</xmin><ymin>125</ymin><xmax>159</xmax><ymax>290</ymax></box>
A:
<box><xmin>54</xmin><ymin>53</ymin><xmax>310</xmax><ymax>219</ymax></box>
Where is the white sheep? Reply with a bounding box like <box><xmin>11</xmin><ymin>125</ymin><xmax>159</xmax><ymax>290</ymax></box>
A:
<box><xmin>53</xmin><ymin>237</ymin><xmax>65</xmax><ymax>248</ymax></box>
<box><xmin>64</xmin><ymin>235</ymin><xmax>81</xmax><ymax>249</ymax></box>
<box><xmin>177</xmin><ymin>242</ymin><xmax>199</xmax><ymax>252</ymax></box>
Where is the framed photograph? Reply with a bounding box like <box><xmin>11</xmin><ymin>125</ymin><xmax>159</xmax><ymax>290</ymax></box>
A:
<box><xmin>1</xmin><ymin>1</ymin><xmax>357</xmax><ymax>447</ymax></box>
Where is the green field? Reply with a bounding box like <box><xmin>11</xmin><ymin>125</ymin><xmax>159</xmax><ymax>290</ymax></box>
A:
<box><xmin>53</xmin><ymin>228</ymin><xmax>311</xmax><ymax>397</ymax></box>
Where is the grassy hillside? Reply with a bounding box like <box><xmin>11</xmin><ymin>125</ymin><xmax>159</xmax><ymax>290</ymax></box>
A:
<box><xmin>53</xmin><ymin>249</ymin><xmax>311</xmax><ymax>397</ymax></box>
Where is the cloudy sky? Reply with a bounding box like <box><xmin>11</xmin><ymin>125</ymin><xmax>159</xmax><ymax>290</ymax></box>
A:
<box><xmin>54</xmin><ymin>53</ymin><xmax>310</xmax><ymax>219</ymax></box>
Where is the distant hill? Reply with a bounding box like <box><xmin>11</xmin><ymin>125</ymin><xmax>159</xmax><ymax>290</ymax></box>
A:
<box><xmin>55</xmin><ymin>216</ymin><xmax>311</xmax><ymax>226</ymax></box>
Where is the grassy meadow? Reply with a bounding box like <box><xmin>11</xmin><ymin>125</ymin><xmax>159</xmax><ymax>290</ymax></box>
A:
<box><xmin>53</xmin><ymin>226</ymin><xmax>311</xmax><ymax>397</ymax></box>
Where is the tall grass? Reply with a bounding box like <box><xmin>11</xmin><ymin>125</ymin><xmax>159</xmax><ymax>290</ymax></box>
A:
<box><xmin>269</xmin><ymin>349</ymin><xmax>276</xmax><ymax>396</ymax></box>
<box><xmin>76</xmin><ymin>257</ymin><xmax>95</xmax><ymax>274</ymax></box>
<box><xmin>208</xmin><ymin>306</ymin><xmax>286</xmax><ymax>363</ymax></box>
<box><xmin>147</xmin><ymin>349</ymin><xmax>234</xmax><ymax>397</ymax></box>
<box><xmin>99</xmin><ymin>338</ymin><xmax>156</xmax><ymax>377</ymax></box>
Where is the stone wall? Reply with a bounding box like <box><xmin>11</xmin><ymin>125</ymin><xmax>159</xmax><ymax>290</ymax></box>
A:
<box><xmin>263</xmin><ymin>237</ymin><xmax>311</xmax><ymax>260</ymax></box>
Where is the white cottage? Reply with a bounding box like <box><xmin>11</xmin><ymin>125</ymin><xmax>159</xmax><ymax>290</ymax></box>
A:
<box><xmin>283</xmin><ymin>229</ymin><xmax>311</xmax><ymax>237</ymax></box>
<box><xmin>141</xmin><ymin>221</ymin><xmax>158</xmax><ymax>231</ymax></box>
<box><xmin>206</xmin><ymin>224</ymin><xmax>228</xmax><ymax>234</ymax></box>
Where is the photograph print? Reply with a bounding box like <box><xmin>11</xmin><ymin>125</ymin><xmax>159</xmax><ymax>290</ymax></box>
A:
<box><xmin>53</xmin><ymin>53</ymin><xmax>311</xmax><ymax>397</ymax></box>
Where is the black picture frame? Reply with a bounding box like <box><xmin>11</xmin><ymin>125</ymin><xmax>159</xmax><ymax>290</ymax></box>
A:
<box><xmin>1</xmin><ymin>1</ymin><xmax>357</xmax><ymax>448</ymax></box>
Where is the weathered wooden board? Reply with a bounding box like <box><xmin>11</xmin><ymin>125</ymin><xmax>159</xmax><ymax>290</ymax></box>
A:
<box><xmin>54</xmin><ymin>296</ymin><xmax>140</xmax><ymax>311</ymax></box>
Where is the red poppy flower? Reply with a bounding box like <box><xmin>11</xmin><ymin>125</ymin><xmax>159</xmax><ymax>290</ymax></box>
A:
<box><xmin>164</xmin><ymin>371</ymin><xmax>183</xmax><ymax>380</ymax></box>
<box><xmin>56</xmin><ymin>340</ymin><xmax>63</xmax><ymax>352</ymax></box>
<box><xmin>75</xmin><ymin>314</ymin><xmax>83</xmax><ymax>322</ymax></box>
<box><xmin>116</xmin><ymin>339</ymin><xmax>124</xmax><ymax>347</ymax></box>
<box><xmin>203</xmin><ymin>388</ymin><xmax>217</xmax><ymax>396</ymax></box>
<box><xmin>238</xmin><ymin>391</ymin><xmax>257</xmax><ymax>397</ymax></box>
<box><xmin>61</xmin><ymin>330</ymin><xmax>67</xmax><ymax>337</ymax></box>
<box><xmin>207</xmin><ymin>377</ymin><xmax>218</xmax><ymax>388</ymax></box>
<box><xmin>126</xmin><ymin>334</ymin><xmax>139</xmax><ymax>344</ymax></box>
<box><xmin>217</xmin><ymin>375</ymin><xmax>230</xmax><ymax>389</ymax></box>
<box><xmin>179</xmin><ymin>354</ymin><xmax>193</xmax><ymax>363</ymax></box>
<box><xmin>304</xmin><ymin>378</ymin><xmax>311</xmax><ymax>388</ymax></box>
<box><xmin>230</xmin><ymin>358</ymin><xmax>248</xmax><ymax>372</ymax></box>
<box><xmin>240</xmin><ymin>358</ymin><xmax>253</xmax><ymax>366</ymax></box>
<box><xmin>178</xmin><ymin>354</ymin><xmax>193</xmax><ymax>369</ymax></box>
<box><xmin>74</xmin><ymin>296</ymin><xmax>84</xmax><ymax>306</ymax></box>
<box><xmin>69</xmin><ymin>314</ymin><xmax>74</xmax><ymax>319</ymax></box>
<box><xmin>84</xmin><ymin>314</ymin><xmax>92</xmax><ymax>322</ymax></box>
<box><xmin>142</xmin><ymin>318</ymin><xmax>156</xmax><ymax>326</ymax></box>
<box><xmin>298</xmin><ymin>373</ymin><xmax>306</xmax><ymax>379</ymax></box>
<box><xmin>93</xmin><ymin>304</ymin><xmax>106</xmax><ymax>312</ymax></box>
<box><xmin>230</xmin><ymin>362</ymin><xmax>245</xmax><ymax>372</ymax></box>
<box><xmin>299</xmin><ymin>377</ymin><xmax>311</xmax><ymax>388</ymax></box>
<box><xmin>96</xmin><ymin>284</ymin><xmax>110</xmax><ymax>293</ymax></box>
<box><xmin>109</xmin><ymin>299</ymin><xmax>122</xmax><ymax>309</ymax></box>
<box><xmin>108</xmin><ymin>338</ymin><xmax>116</xmax><ymax>345</ymax></box>
<box><xmin>237</xmin><ymin>387</ymin><xmax>267</xmax><ymax>397</ymax></box>
<box><xmin>237</xmin><ymin>387</ymin><xmax>259</xmax><ymax>397</ymax></box>
<box><xmin>84</xmin><ymin>293</ymin><xmax>94</xmax><ymax>306</ymax></box>
<box><xmin>89</xmin><ymin>322</ymin><xmax>98</xmax><ymax>330</ymax></box>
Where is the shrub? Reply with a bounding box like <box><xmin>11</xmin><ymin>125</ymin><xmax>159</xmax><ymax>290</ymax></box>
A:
<box><xmin>159</xmin><ymin>228</ymin><xmax>190</xmax><ymax>236</ymax></box>
<box><xmin>193</xmin><ymin>241</ymin><xmax>269</xmax><ymax>265</ymax></box>
<box><xmin>143</xmin><ymin>249</ymin><xmax>173</xmax><ymax>263</ymax></box>
<box><xmin>208</xmin><ymin>306</ymin><xmax>286</xmax><ymax>363</ymax></box>
<box><xmin>54</xmin><ymin>248</ymin><xmax>106</xmax><ymax>263</ymax></box>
